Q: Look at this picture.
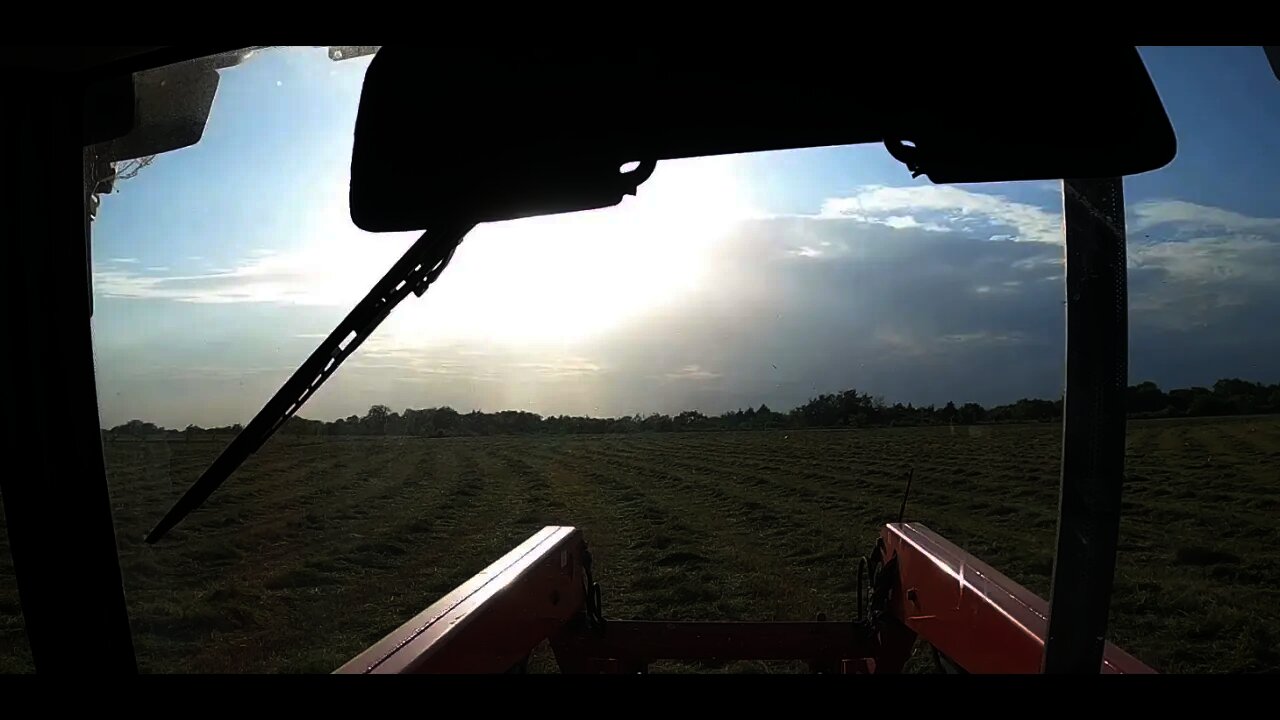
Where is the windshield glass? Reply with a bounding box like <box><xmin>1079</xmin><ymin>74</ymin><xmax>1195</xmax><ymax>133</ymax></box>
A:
<box><xmin>59</xmin><ymin>45</ymin><xmax>1280</xmax><ymax>673</ymax></box>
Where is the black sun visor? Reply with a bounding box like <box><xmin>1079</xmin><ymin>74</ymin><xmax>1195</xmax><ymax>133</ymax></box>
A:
<box><xmin>349</xmin><ymin>45</ymin><xmax>1176</xmax><ymax>233</ymax></box>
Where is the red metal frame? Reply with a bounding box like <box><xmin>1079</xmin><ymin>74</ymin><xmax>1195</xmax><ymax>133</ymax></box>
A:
<box><xmin>338</xmin><ymin>524</ymin><xmax>1155</xmax><ymax>674</ymax></box>
<box><xmin>335</xmin><ymin>525</ymin><xmax>586</xmax><ymax>674</ymax></box>
<box><xmin>880</xmin><ymin>523</ymin><xmax>1154</xmax><ymax>674</ymax></box>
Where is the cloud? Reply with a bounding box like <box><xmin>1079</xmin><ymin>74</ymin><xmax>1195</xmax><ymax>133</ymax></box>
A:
<box><xmin>346</xmin><ymin>337</ymin><xmax>604</xmax><ymax>383</ymax></box>
<box><xmin>818</xmin><ymin>184</ymin><xmax>1063</xmax><ymax>244</ymax></box>
<box><xmin>165</xmin><ymin>365</ymin><xmax>297</xmax><ymax>381</ymax></box>
<box><xmin>92</xmin><ymin>240</ymin><xmax>405</xmax><ymax>306</ymax></box>
<box><xmin>577</xmin><ymin>210</ymin><xmax>1068</xmax><ymax>411</ymax></box>
<box><xmin>1126</xmin><ymin>200</ymin><xmax>1280</xmax><ymax>334</ymax></box>
<box><xmin>938</xmin><ymin>332</ymin><xmax>1029</xmax><ymax>346</ymax></box>
<box><xmin>1131</xmin><ymin>200</ymin><xmax>1280</xmax><ymax>235</ymax></box>
<box><xmin>563</xmin><ymin>191</ymin><xmax>1280</xmax><ymax>413</ymax></box>
<box><xmin>514</xmin><ymin>359</ymin><xmax>603</xmax><ymax>377</ymax></box>
<box><xmin>665</xmin><ymin>364</ymin><xmax>722</xmax><ymax>381</ymax></box>
<box><xmin>109</xmin><ymin>257</ymin><xmax>139</xmax><ymax>264</ymax></box>
<box><xmin>90</xmin><ymin>154</ymin><xmax>755</xmax><ymax>353</ymax></box>
<box><xmin>91</xmin><ymin>181</ymin><xmax>1280</xmax><ymax>424</ymax></box>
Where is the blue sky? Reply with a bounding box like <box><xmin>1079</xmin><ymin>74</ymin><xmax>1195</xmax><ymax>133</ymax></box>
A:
<box><xmin>90</xmin><ymin>47</ymin><xmax>1280</xmax><ymax>427</ymax></box>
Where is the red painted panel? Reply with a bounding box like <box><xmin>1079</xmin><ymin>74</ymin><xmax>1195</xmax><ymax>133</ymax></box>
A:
<box><xmin>882</xmin><ymin>523</ymin><xmax>1154</xmax><ymax>674</ymax></box>
<box><xmin>336</xmin><ymin>525</ymin><xmax>586</xmax><ymax>674</ymax></box>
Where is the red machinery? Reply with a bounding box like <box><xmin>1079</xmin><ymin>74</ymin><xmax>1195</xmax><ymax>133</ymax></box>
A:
<box><xmin>335</xmin><ymin>523</ymin><xmax>1154</xmax><ymax>674</ymax></box>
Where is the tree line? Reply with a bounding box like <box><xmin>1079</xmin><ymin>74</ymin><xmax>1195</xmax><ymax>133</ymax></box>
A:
<box><xmin>103</xmin><ymin>377</ymin><xmax>1280</xmax><ymax>440</ymax></box>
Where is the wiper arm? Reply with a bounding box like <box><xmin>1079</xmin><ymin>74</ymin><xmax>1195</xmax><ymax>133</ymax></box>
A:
<box><xmin>146</xmin><ymin>221</ymin><xmax>475</xmax><ymax>543</ymax></box>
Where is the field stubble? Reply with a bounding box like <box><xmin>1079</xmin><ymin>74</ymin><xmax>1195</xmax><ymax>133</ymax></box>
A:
<box><xmin>2</xmin><ymin>416</ymin><xmax>1279</xmax><ymax>673</ymax></box>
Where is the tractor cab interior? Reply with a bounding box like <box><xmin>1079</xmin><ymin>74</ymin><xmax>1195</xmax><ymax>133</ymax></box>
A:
<box><xmin>8</xmin><ymin>45</ymin><xmax>1276</xmax><ymax>675</ymax></box>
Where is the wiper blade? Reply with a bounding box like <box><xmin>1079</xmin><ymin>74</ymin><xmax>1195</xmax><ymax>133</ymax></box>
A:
<box><xmin>146</xmin><ymin>221</ymin><xmax>475</xmax><ymax>543</ymax></box>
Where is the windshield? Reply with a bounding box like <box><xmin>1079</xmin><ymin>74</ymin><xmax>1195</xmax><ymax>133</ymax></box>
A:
<box><xmin>2</xmin><ymin>45</ymin><xmax>1271</xmax><ymax>673</ymax></box>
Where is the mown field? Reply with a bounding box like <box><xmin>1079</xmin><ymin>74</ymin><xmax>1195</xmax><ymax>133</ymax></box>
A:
<box><xmin>3</xmin><ymin>416</ymin><xmax>1279</xmax><ymax>673</ymax></box>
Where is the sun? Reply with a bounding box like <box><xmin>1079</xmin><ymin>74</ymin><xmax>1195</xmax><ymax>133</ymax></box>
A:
<box><xmin>379</xmin><ymin>155</ymin><xmax>757</xmax><ymax>349</ymax></box>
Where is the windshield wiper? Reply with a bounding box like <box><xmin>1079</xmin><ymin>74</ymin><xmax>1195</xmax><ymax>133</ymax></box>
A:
<box><xmin>145</xmin><ymin>221</ymin><xmax>475</xmax><ymax>543</ymax></box>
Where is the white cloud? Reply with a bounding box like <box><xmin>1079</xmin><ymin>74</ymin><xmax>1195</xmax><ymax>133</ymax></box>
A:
<box><xmin>92</xmin><ymin>259</ymin><xmax>353</xmax><ymax>305</ymax></box>
<box><xmin>166</xmin><ymin>365</ymin><xmax>296</xmax><ymax>381</ymax></box>
<box><xmin>939</xmin><ymin>332</ymin><xmax>1027</xmax><ymax>346</ymax></box>
<box><xmin>974</xmin><ymin>283</ymin><xmax>1020</xmax><ymax>295</ymax></box>
<box><xmin>94</xmin><ymin>185</ymin><xmax>1279</xmax><ymax>344</ymax></box>
<box><xmin>1129</xmin><ymin>234</ymin><xmax>1277</xmax><ymax>284</ymax></box>
<box><xmin>1131</xmin><ymin>200</ymin><xmax>1280</xmax><ymax>234</ymax></box>
<box><xmin>91</xmin><ymin>155</ymin><xmax>757</xmax><ymax>350</ymax></box>
<box><xmin>93</xmin><ymin>175</ymin><xmax>1280</xmax><ymax>426</ymax></box>
<box><xmin>665</xmin><ymin>364</ymin><xmax>722</xmax><ymax>381</ymax></box>
<box><xmin>514</xmin><ymin>359</ymin><xmax>603</xmax><ymax>377</ymax></box>
<box><xmin>1126</xmin><ymin>201</ymin><xmax>1280</xmax><ymax>329</ymax></box>
<box><xmin>819</xmin><ymin>185</ymin><xmax>1062</xmax><ymax>244</ymax></box>
<box><xmin>346</xmin><ymin>336</ymin><xmax>603</xmax><ymax>383</ymax></box>
<box><xmin>93</xmin><ymin>174</ymin><xmax>1280</xmax><ymax>425</ymax></box>
<box><xmin>97</xmin><ymin>181</ymin><xmax>1064</xmax><ymax>314</ymax></box>
<box><xmin>881</xmin><ymin>215</ymin><xmax>950</xmax><ymax>232</ymax></box>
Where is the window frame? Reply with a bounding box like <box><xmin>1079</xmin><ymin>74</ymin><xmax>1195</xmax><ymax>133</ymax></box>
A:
<box><xmin>1</xmin><ymin>45</ymin><xmax>1136</xmax><ymax>674</ymax></box>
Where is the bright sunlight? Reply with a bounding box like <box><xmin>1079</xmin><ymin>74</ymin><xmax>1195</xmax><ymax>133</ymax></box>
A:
<box><xmin>380</xmin><ymin>155</ymin><xmax>758</xmax><ymax>348</ymax></box>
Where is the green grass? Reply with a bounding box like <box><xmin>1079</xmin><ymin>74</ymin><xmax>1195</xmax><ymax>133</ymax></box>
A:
<box><xmin>3</xmin><ymin>416</ymin><xmax>1279</xmax><ymax>673</ymax></box>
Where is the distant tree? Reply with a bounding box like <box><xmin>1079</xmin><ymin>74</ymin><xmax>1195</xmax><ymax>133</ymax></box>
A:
<box><xmin>641</xmin><ymin>413</ymin><xmax>673</xmax><ymax>432</ymax></box>
<box><xmin>433</xmin><ymin>407</ymin><xmax>461</xmax><ymax>433</ymax></box>
<box><xmin>362</xmin><ymin>404</ymin><xmax>392</xmax><ymax>434</ymax></box>
<box><xmin>958</xmin><ymin>402</ymin><xmax>986</xmax><ymax>425</ymax></box>
<box><xmin>674</xmin><ymin>410</ymin><xmax>708</xmax><ymax>431</ymax></box>
<box><xmin>1189</xmin><ymin>394</ymin><xmax>1232</xmax><ymax>417</ymax></box>
<box><xmin>1168</xmin><ymin>387</ymin><xmax>1209</xmax><ymax>415</ymax></box>
<box><xmin>755</xmin><ymin>403</ymin><xmax>785</xmax><ymax>428</ymax></box>
<box><xmin>1127</xmin><ymin>381</ymin><xmax>1168</xmax><ymax>414</ymax></box>
<box><xmin>103</xmin><ymin>376</ymin><xmax>1280</xmax><ymax>440</ymax></box>
<box><xmin>113</xmin><ymin>419</ymin><xmax>160</xmax><ymax>438</ymax></box>
<box><xmin>941</xmin><ymin>401</ymin><xmax>958</xmax><ymax>424</ymax></box>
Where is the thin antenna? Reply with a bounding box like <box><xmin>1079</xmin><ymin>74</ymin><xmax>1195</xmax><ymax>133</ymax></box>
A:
<box><xmin>897</xmin><ymin>468</ymin><xmax>914</xmax><ymax>525</ymax></box>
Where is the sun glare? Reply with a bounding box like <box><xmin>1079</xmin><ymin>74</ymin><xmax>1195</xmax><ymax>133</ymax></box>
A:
<box><xmin>99</xmin><ymin>155</ymin><xmax>761</xmax><ymax>356</ymax></box>
<box><xmin>380</xmin><ymin>155</ymin><xmax>756</xmax><ymax>349</ymax></box>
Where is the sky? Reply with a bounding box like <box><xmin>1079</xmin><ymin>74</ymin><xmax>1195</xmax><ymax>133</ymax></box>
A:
<box><xmin>89</xmin><ymin>46</ymin><xmax>1280</xmax><ymax>428</ymax></box>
